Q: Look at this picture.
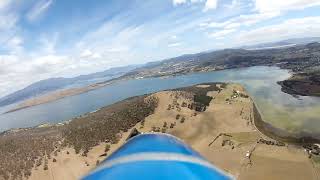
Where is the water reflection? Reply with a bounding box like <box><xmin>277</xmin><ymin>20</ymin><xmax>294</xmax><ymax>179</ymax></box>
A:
<box><xmin>0</xmin><ymin>66</ymin><xmax>319</xmax><ymax>137</ymax></box>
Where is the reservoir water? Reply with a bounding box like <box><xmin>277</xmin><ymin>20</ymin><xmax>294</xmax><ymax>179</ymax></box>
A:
<box><xmin>0</xmin><ymin>66</ymin><xmax>319</xmax><ymax>139</ymax></box>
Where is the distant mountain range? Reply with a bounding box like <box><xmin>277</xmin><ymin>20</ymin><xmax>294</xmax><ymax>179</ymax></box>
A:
<box><xmin>0</xmin><ymin>65</ymin><xmax>140</xmax><ymax>107</ymax></box>
<box><xmin>240</xmin><ymin>37</ymin><xmax>320</xmax><ymax>50</ymax></box>
<box><xmin>1</xmin><ymin>37</ymin><xmax>319</xmax><ymax>107</ymax></box>
<box><xmin>126</xmin><ymin>37</ymin><xmax>320</xmax><ymax>75</ymax></box>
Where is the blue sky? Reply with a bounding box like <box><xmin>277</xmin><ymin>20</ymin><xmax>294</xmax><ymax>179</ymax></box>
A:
<box><xmin>0</xmin><ymin>0</ymin><xmax>320</xmax><ymax>96</ymax></box>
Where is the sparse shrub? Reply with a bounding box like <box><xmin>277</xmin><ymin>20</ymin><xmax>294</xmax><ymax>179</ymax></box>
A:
<box><xmin>181</xmin><ymin>102</ymin><xmax>187</xmax><ymax>107</ymax></box>
<box><xmin>163</xmin><ymin>122</ymin><xmax>167</xmax><ymax>128</ymax></box>
<box><xmin>43</xmin><ymin>159</ymin><xmax>48</xmax><ymax>170</ymax></box>
<box><xmin>99</xmin><ymin>153</ymin><xmax>107</xmax><ymax>157</ymax></box>
<box><xmin>170</xmin><ymin>123</ymin><xmax>175</xmax><ymax>128</ymax></box>
<box><xmin>104</xmin><ymin>144</ymin><xmax>111</xmax><ymax>152</ymax></box>
<box><xmin>82</xmin><ymin>149</ymin><xmax>89</xmax><ymax>157</ymax></box>
<box><xmin>35</xmin><ymin>159</ymin><xmax>42</xmax><ymax>167</ymax></box>
<box><xmin>161</xmin><ymin>128</ymin><xmax>166</xmax><ymax>133</ymax></box>
<box><xmin>151</xmin><ymin>126</ymin><xmax>160</xmax><ymax>132</ymax></box>
<box><xmin>43</xmin><ymin>165</ymin><xmax>48</xmax><ymax>171</ymax></box>
<box><xmin>0</xmin><ymin>94</ymin><xmax>159</xmax><ymax>179</ymax></box>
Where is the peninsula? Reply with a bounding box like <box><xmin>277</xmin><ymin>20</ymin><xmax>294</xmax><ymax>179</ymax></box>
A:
<box><xmin>0</xmin><ymin>83</ymin><xmax>318</xmax><ymax>180</ymax></box>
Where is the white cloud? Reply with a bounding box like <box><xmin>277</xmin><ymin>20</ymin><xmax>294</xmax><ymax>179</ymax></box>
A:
<box><xmin>0</xmin><ymin>54</ymin><xmax>73</xmax><ymax>96</ymax></box>
<box><xmin>255</xmin><ymin>0</ymin><xmax>320</xmax><ymax>13</ymax></box>
<box><xmin>106</xmin><ymin>47</ymin><xmax>129</xmax><ymax>53</ymax></box>
<box><xmin>80</xmin><ymin>49</ymin><xmax>93</xmax><ymax>58</ymax></box>
<box><xmin>1</xmin><ymin>0</ymin><xmax>319</xmax><ymax>98</ymax></box>
<box><xmin>172</xmin><ymin>0</ymin><xmax>205</xmax><ymax>6</ymax></box>
<box><xmin>6</xmin><ymin>36</ymin><xmax>23</xmax><ymax>53</ymax></box>
<box><xmin>201</xmin><ymin>11</ymin><xmax>279</xmax><ymax>29</ymax></box>
<box><xmin>173</xmin><ymin>0</ymin><xmax>187</xmax><ymax>5</ymax></box>
<box><xmin>0</xmin><ymin>0</ymin><xmax>11</xmax><ymax>10</ymax></box>
<box><xmin>204</xmin><ymin>0</ymin><xmax>218</xmax><ymax>11</ymax></box>
<box><xmin>209</xmin><ymin>28</ymin><xmax>236</xmax><ymax>38</ymax></box>
<box><xmin>224</xmin><ymin>0</ymin><xmax>237</xmax><ymax>9</ymax></box>
<box><xmin>237</xmin><ymin>12</ymin><xmax>280</xmax><ymax>25</ymax></box>
<box><xmin>80</xmin><ymin>49</ymin><xmax>101</xmax><ymax>59</ymax></box>
<box><xmin>201</xmin><ymin>11</ymin><xmax>280</xmax><ymax>40</ymax></box>
<box><xmin>168</xmin><ymin>42</ymin><xmax>182</xmax><ymax>47</ymax></box>
<box><xmin>190</xmin><ymin>0</ymin><xmax>204</xmax><ymax>2</ymax></box>
<box><xmin>26</xmin><ymin>0</ymin><xmax>53</xmax><ymax>22</ymax></box>
<box><xmin>171</xmin><ymin>35</ymin><xmax>178</xmax><ymax>39</ymax></box>
<box><xmin>0</xmin><ymin>0</ymin><xmax>19</xmax><ymax>44</ymax></box>
<box><xmin>234</xmin><ymin>16</ymin><xmax>320</xmax><ymax>45</ymax></box>
<box><xmin>38</xmin><ymin>33</ymin><xmax>59</xmax><ymax>55</ymax></box>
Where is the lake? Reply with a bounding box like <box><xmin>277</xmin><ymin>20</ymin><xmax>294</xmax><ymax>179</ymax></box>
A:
<box><xmin>0</xmin><ymin>66</ymin><xmax>319</xmax><ymax>139</ymax></box>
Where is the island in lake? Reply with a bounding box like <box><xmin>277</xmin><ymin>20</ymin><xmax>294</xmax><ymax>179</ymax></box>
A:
<box><xmin>0</xmin><ymin>83</ymin><xmax>318</xmax><ymax>180</ymax></box>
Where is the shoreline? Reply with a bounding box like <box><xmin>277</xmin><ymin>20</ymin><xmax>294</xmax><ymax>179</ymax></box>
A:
<box><xmin>2</xmin><ymin>80</ymin><xmax>319</xmax><ymax>144</ymax></box>
<box><xmin>253</xmin><ymin>103</ymin><xmax>320</xmax><ymax>144</ymax></box>
<box><xmin>2</xmin><ymin>79</ymin><xmax>319</xmax><ymax>144</ymax></box>
<box><xmin>3</xmin><ymin>83</ymin><xmax>110</xmax><ymax>114</ymax></box>
<box><xmin>0</xmin><ymin>83</ymin><xmax>318</xmax><ymax>180</ymax></box>
<box><xmin>5</xmin><ymin>65</ymin><xmax>318</xmax><ymax>115</ymax></box>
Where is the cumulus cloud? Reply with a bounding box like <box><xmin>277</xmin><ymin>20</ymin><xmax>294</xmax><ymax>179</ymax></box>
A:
<box><xmin>168</xmin><ymin>42</ymin><xmax>182</xmax><ymax>47</ymax></box>
<box><xmin>255</xmin><ymin>0</ymin><xmax>320</xmax><ymax>13</ymax></box>
<box><xmin>201</xmin><ymin>11</ymin><xmax>279</xmax><ymax>29</ymax></box>
<box><xmin>173</xmin><ymin>0</ymin><xmax>187</xmax><ymax>5</ymax></box>
<box><xmin>204</xmin><ymin>0</ymin><xmax>218</xmax><ymax>11</ymax></box>
<box><xmin>171</xmin><ymin>35</ymin><xmax>178</xmax><ymax>39</ymax></box>
<box><xmin>0</xmin><ymin>12</ymin><xmax>18</xmax><ymax>30</ymax></box>
<box><xmin>0</xmin><ymin>54</ymin><xmax>71</xmax><ymax>96</ymax></box>
<box><xmin>234</xmin><ymin>16</ymin><xmax>320</xmax><ymax>45</ymax></box>
<box><xmin>0</xmin><ymin>0</ymin><xmax>19</xmax><ymax>45</ymax></box>
<box><xmin>26</xmin><ymin>0</ymin><xmax>53</xmax><ymax>22</ymax></box>
<box><xmin>173</xmin><ymin>0</ymin><xmax>205</xmax><ymax>5</ymax></box>
<box><xmin>0</xmin><ymin>0</ymin><xmax>11</xmax><ymax>10</ymax></box>
<box><xmin>80</xmin><ymin>49</ymin><xmax>93</xmax><ymax>58</ymax></box>
<box><xmin>0</xmin><ymin>0</ymin><xmax>319</xmax><ymax>97</ymax></box>
<box><xmin>173</xmin><ymin>0</ymin><xmax>213</xmax><ymax>10</ymax></box>
<box><xmin>6</xmin><ymin>36</ymin><xmax>24</xmax><ymax>53</ymax></box>
<box><xmin>209</xmin><ymin>28</ymin><xmax>236</xmax><ymax>38</ymax></box>
<box><xmin>80</xmin><ymin>49</ymin><xmax>101</xmax><ymax>59</ymax></box>
<box><xmin>202</xmin><ymin>11</ymin><xmax>280</xmax><ymax>39</ymax></box>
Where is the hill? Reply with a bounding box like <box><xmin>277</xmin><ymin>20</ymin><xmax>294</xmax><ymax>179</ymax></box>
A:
<box><xmin>0</xmin><ymin>83</ymin><xmax>318</xmax><ymax>180</ymax></box>
<box><xmin>122</xmin><ymin>42</ymin><xmax>320</xmax><ymax>97</ymax></box>
<box><xmin>0</xmin><ymin>65</ymin><xmax>139</xmax><ymax>107</ymax></box>
<box><xmin>3</xmin><ymin>38</ymin><xmax>320</xmax><ymax>109</ymax></box>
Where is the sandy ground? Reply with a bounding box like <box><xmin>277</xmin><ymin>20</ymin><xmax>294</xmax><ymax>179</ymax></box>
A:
<box><xmin>6</xmin><ymin>83</ymin><xmax>108</xmax><ymax>114</ymax></box>
<box><xmin>29</xmin><ymin>83</ymin><xmax>317</xmax><ymax>180</ymax></box>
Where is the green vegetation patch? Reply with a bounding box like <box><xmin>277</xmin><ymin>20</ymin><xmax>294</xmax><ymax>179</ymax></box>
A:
<box><xmin>63</xmin><ymin>95</ymin><xmax>158</xmax><ymax>153</ymax></box>
<box><xmin>226</xmin><ymin>132</ymin><xmax>260</xmax><ymax>144</ymax></box>
<box><xmin>0</xmin><ymin>95</ymin><xmax>158</xmax><ymax>179</ymax></box>
<box><xmin>312</xmin><ymin>155</ymin><xmax>320</xmax><ymax>167</ymax></box>
<box><xmin>174</xmin><ymin>83</ymin><xmax>223</xmax><ymax>96</ymax></box>
<box><xmin>194</xmin><ymin>95</ymin><xmax>213</xmax><ymax>106</ymax></box>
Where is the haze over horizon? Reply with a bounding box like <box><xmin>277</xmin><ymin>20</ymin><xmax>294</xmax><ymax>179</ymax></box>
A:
<box><xmin>1</xmin><ymin>0</ymin><xmax>320</xmax><ymax>96</ymax></box>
